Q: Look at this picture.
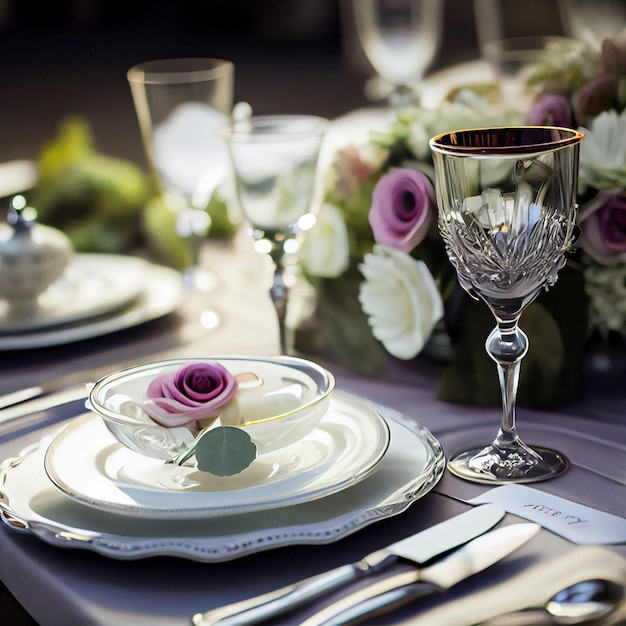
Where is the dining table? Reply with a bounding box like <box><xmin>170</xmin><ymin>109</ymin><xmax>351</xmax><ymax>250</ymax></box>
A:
<box><xmin>0</xmin><ymin>224</ymin><xmax>625</xmax><ymax>626</ymax></box>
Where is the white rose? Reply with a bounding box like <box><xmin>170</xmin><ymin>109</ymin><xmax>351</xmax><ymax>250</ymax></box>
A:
<box><xmin>300</xmin><ymin>203</ymin><xmax>350</xmax><ymax>278</ymax></box>
<box><xmin>358</xmin><ymin>245</ymin><xmax>443</xmax><ymax>360</ymax></box>
<box><xmin>579</xmin><ymin>110</ymin><xmax>626</xmax><ymax>190</ymax></box>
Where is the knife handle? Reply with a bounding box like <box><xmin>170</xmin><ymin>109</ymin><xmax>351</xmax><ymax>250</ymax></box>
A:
<box><xmin>193</xmin><ymin>557</ymin><xmax>392</xmax><ymax>626</ymax></box>
<box><xmin>301</xmin><ymin>579</ymin><xmax>442</xmax><ymax>626</ymax></box>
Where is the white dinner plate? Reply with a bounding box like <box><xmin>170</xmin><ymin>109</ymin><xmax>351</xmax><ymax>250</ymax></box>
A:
<box><xmin>0</xmin><ymin>254</ymin><xmax>147</xmax><ymax>333</ymax></box>
<box><xmin>0</xmin><ymin>262</ymin><xmax>183</xmax><ymax>350</ymax></box>
<box><xmin>43</xmin><ymin>392</ymin><xmax>391</xmax><ymax>518</ymax></box>
<box><xmin>0</xmin><ymin>392</ymin><xmax>445</xmax><ymax>562</ymax></box>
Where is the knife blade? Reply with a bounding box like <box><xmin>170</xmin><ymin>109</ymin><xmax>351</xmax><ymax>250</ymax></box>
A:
<box><xmin>299</xmin><ymin>522</ymin><xmax>541</xmax><ymax>626</ymax></box>
<box><xmin>192</xmin><ymin>504</ymin><xmax>506</xmax><ymax>626</ymax></box>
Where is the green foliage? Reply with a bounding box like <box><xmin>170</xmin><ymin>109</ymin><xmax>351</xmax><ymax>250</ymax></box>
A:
<box><xmin>141</xmin><ymin>196</ymin><xmax>191</xmax><ymax>270</ymax></box>
<box><xmin>29</xmin><ymin>116</ymin><xmax>240</xmax><ymax>263</ymax></box>
<box><xmin>30</xmin><ymin>117</ymin><xmax>151</xmax><ymax>254</ymax></box>
<box><xmin>294</xmin><ymin>268</ymin><xmax>388</xmax><ymax>376</ymax></box>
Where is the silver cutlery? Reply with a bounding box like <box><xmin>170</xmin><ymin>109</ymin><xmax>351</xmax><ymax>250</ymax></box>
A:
<box><xmin>192</xmin><ymin>504</ymin><xmax>506</xmax><ymax>626</ymax></box>
<box><xmin>480</xmin><ymin>576</ymin><xmax>624</xmax><ymax>624</ymax></box>
<box><xmin>298</xmin><ymin>523</ymin><xmax>540</xmax><ymax>626</ymax></box>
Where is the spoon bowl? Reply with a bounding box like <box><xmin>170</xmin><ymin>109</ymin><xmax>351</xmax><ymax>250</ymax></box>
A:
<box><xmin>484</xmin><ymin>577</ymin><xmax>624</xmax><ymax>625</ymax></box>
<box><xmin>547</xmin><ymin>578</ymin><xmax>623</xmax><ymax>624</ymax></box>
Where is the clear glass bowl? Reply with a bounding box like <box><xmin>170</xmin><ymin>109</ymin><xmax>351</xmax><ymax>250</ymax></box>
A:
<box><xmin>87</xmin><ymin>356</ymin><xmax>335</xmax><ymax>460</ymax></box>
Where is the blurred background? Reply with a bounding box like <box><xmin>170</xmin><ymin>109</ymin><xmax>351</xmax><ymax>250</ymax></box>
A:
<box><xmin>0</xmin><ymin>0</ymin><xmax>566</xmax><ymax>168</ymax></box>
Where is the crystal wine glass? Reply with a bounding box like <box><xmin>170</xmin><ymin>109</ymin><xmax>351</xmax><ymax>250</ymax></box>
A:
<box><xmin>127</xmin><ymin>58</ymin><xmax>234</xmax><ymax>291</ymax></box>
<box><xmin>430</xmin><ymin>126</ymin><xmax>584</xmax><ymax>484</ymax></box>
<box><xmin>225</xmin><ymin>115</ymin><xmax>328</xmax><ymax>355</ymax></box>
<box><xmin>352</xmin><ymin>0</ymin><xmax>443</xmax><ymax>108</ymax></box>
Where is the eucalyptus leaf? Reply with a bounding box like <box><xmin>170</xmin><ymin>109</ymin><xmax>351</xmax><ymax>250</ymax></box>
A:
<box><xmin>194</xmin><ymin>426</ymin><xmax>257</xmax><ymax>476</ymax></box>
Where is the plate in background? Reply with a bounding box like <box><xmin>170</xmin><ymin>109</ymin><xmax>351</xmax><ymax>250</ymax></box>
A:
<box><xmin>0</xmin><ymin>254</ymin><xmax>147</xmax><ymax>333</ymax></box>
<box><xmin>0</xmin><ymin>262</ymin><xmax>183</xmax><ymax>350</ymax></box>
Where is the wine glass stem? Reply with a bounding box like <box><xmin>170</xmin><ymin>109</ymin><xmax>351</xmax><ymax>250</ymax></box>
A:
<box><xmin>486</xmin><ymin>319</ymin><xmax>527</xmax><ymax>448</ymax></box>
<box><xmin>390</xmin><ymin>84</ymin><xmax>420</xmax><ymax>109</ymax></box>
<box><xmin>269</xmin><ymin>260</ymin><xmax>289</xmax><ymax>355</ymax></box>
<box><xmin>177</xmin><ymin>207</ymin><xmax>210</xmax><ymax>264</ymax></box>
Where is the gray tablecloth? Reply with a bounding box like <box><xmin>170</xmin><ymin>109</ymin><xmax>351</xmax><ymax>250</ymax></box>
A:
<box><xmin>1</xmin><ymin>239</ymin><xmax>625</xmax><ymax>625</ymax></box>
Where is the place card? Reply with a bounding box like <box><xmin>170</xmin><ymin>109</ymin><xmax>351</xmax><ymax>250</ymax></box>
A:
<box><xmin>469</xmin><ymin>484</ymin><xmax>626</xmax><ymax>545</ymax></box>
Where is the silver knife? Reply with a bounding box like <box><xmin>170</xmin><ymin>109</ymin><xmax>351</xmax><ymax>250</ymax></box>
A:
<box><xmin>192</xmin><ymin>504</ymin><xmax>506</xmax><ymax>626</ymax></box>
<box><xmin>299</xmin><ymin>522</ymin><xmax>541</xmax><ymax>626</ymax></box>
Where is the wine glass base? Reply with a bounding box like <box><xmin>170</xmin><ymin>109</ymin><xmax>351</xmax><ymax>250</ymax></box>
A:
<box><xmin>447</xmin><ymin>445</ymin><xmax>569</xmax><ymax>485</ymax></box>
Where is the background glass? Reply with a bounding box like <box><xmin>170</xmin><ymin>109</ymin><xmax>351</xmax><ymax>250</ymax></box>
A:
<box><xmin>127</xmin><ymin>58</ymin><xmax>234</xmax><ymax>292</ymax></box>
<box><xmin>430</xmin><ymin>126</ymin><xmax>583</xmax><ymax>484</ymax></box>
<box><xmin>558</xmin><ymin>0</ymin><xmax>626</xmax><ymax>47</ymax></box>
<box><xmin>225</xmin><ymin>115</ymin><xmax>328</xmax><ymax>355</ymax></box>
<box><xmin>352</xmin><ymin>0</ymin><xmax>443</xmax><ymax>108</ymax></box>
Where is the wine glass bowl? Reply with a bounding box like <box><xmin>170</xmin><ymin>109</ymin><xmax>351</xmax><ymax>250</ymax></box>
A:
<box><xmin>127</xmin><ymin>58</ymin><xmax>234</xmax><ymax>290</ymax></box>
<box><xmin>352</xmin><ymin>0</ymin><xmax>443</xmax><ymax>108</ymax></box>
<box><xmin>430</xmin><ymin>126</ymin><xmax>584</xmax><ymax>484</ymax></box>
<box><xmin>225</xmin><ymin>114</ymin><xmax>329</xmax><ymax>354</ymax></box>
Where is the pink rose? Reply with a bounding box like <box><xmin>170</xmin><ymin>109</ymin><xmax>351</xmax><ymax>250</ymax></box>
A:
<box><xmin>580</xmin><ymin>192</ymin><xmax>626</xmax><ymax>265</ymax></box>
<box><xmin>142</xmin><ymin>361</ymin><xmax>238</xmax><ymax>427</ymax></box>
<box><xmin>332</xmin><ymin>145</ymin><xmax>386</xmax><ymax>201</ymax></box>
<box><xmin>527</xmin><ymin>94</ymin><xmax>573</xmax><ymax>127</ymax></box>
<box><xmin>369</xmin><ymin>168</ymin><xmax>435</xmax><ymax>253</ymax></box>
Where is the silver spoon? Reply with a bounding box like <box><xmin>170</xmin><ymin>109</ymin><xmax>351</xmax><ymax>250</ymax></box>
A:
<box><xmin>482</xmin><ymin>578</ymin><xmax>624</xmax><ymax>625</ymax></box>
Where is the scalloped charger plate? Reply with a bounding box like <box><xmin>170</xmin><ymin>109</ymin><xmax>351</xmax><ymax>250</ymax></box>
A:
<box><xmin>0</xmin><ymin>391</ymin><xmax>445</xmax><ymax>562</ymax></box>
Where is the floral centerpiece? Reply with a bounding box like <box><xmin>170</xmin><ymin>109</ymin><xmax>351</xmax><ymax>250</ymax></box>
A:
<box><xmin>525</xmin><ymin>36</ymin><xmax>626</xmax><ymax>342</ymax></box>
<box><xmin>297</xmin><ymin>35</ymin><xmax>626</xmax><ymax>409</ymax></box>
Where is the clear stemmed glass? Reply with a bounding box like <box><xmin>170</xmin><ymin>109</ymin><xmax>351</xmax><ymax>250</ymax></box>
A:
<box><xmin>127</xmin><ymin>58</ymin><xmax>234</xmax><ymax>292</ymax></box>
<box><xmin>430</xmin><ymin>126</ymin><xmax>584</xmax><ymax>484</ymax></box>
<box><xmin>352</xmin><ymin>0</ymin><xmax>443</xmax><ymax>108</ymax></box>
<box><xmin>225</xmin><ymin>115</ymin><xmax>328</xmax><ymax>355</ymax></box>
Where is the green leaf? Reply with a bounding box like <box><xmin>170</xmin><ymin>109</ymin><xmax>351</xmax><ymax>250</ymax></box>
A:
<box><xmin>294</xmin><ymin>270</ymin><xmax>387</xmax><ymax>376</ymax></box>
<box><xmin>531</xmin><ymin>264</ymin><xmax>589</xmax><ymax>404</ymax></box>
<box><xmin>516</xmin><ymin>302</ymin><xmax>565</xmax><ymax>408</ymax></box>
<box><xmin>193</xmin><ymin>426</ymin><xmax>257</xmax><ymax>476</ymax></box>
<box><xmin>437</xmin><ymin>298</ymin><xmax>500</xmax><ymax>405</ymax></box>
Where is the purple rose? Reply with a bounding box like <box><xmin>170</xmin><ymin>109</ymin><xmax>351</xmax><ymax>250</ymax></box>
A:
<box><xmin>142</xmin><ymin>361</ymin><xmax>238</xmax><ymax>427</ymax></box>
<box><xmin>369</xmin><ymin>168</ymin><xmax>435</xmax><ymax>253</ymax></box>
<box><xmin>599</xmin><ymin>36</ymin><xmax>626</xmax><ymax>76</ymax></box>
<box><xmin>580</xmin><ymin>193</ymin><xmax>626</xmax><ymax>265</ymax></box>
<box><xmin>527</xmin><ymin>94</ymin><xmax>573</xmax><ymax>127</ymax></box>
<box><xmin>571</xmin><ymin>75</ymin><xmax>617</xmax><ymax>127</ymax></box>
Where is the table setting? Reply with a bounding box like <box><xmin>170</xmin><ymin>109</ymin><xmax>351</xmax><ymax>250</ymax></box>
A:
<box><xmin>1</xmin><ymin>0</ymin><xmax>626</xmax><ymax>624</ymax></box>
